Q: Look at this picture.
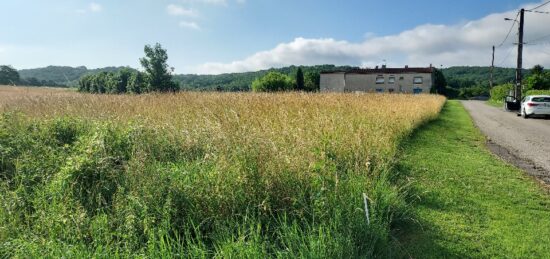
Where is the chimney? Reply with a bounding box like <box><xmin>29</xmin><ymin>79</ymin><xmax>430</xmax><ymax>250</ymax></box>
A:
<box><xmin>429</xmin><ymin>63</ymin><xmax>433</xmax><ymax>68</ymax></box>
<box><xmin>382</xmin><ymin>65</ymin><xmax>386</xmax><ymax>69</ymax></box>
<box><xmin>405</xmin><ymin>65</ymin><xmax>409</xmax><ymax>69</ymax></box>
<box><xmin>375</xmin><ymin>65</ymin><xmax>379</xmax><ymax>69</ymax></box>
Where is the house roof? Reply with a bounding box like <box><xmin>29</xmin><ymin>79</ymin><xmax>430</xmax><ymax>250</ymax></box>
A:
<box><xmin>321</xmin><ymin>67</ymin><xmax>434</xmax><ymax>74</ymax></box>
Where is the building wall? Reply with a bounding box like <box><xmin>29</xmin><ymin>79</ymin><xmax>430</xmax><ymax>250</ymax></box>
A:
<box><xmin>321</xmin><ymin>72</ymin><xmax>433</xmax><ymax>94</ymax></box>
<box><xmin>320</xmin><ymin>73</ymin><xmax>346</xmax><ymax>92</ymax></box>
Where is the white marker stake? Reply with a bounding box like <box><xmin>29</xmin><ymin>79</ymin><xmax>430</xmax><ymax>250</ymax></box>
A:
<box><xmin>363</xmin><ymin>193</ymin><xmax>370</xmax><ymax>225</ymax></box>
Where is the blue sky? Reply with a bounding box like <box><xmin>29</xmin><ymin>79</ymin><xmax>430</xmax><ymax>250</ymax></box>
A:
<box><xmin>1</xmin><ymin>0</ymin><xmax>550</xmax><ymax>74</ymax></box>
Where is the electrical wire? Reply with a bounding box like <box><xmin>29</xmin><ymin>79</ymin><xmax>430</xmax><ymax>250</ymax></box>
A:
<box><xmin>497</xmin><ymin>11</ymin><xmax>520</xmax><ymax>48</ymax></box>
<box><xmin>526</xmin><ymin>33</ymin><xmax>550</xmax><ymax>44</ymax></box>
<box><xmin>528</xmin><ymin>0</ymin><xmax>550</xmax><ymax>11</ymax></box>
<box><xmin>496</xmin><ymin>45</ymin><xmax>516</xmax><ymax>66</ymax></box>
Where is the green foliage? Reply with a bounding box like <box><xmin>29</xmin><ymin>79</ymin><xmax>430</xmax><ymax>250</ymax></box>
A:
<box><xmin>442</xmin><ymin>66</ymin><xmax>521</xmax><ymax>89</ymax></box>
<box><xmin>127</xmin><ymin>72</ymin><xmax>147</xmax><ymax>94</ymax></box>
<box><xmin>78</xmin><ymin>71</ymin><xmax>148</xmax><ymax>94</ymax></box>
<box><xmin>532</xmin><ymin>64</ymin><xmax>544</xmax><ymax>75</ymax></box>
<box><xmin>524</xmin><ymin>71</ymin><xmax>550</xmax><ymax>91</ymax></box>
<box><xmin>431</xmin><ymin>68</ymin><xmax>447</xmax><ymax>94</ymax></box>
<box><xmin>0</xmin><ymin>112</ymin><xmax>416</xmax><ymax>257</ymax></box>
<box><xmin>251</xmin><ymin>72</ymin><xmax>295</xmax><ymax>92</ymax></box>
<box><xmin>295</xmin><ymin>67</ymin><xmax>305</xmax><ymax>91</ymax></box>
<box><xmin>525</xmin><ymin>90</ymin><xmax>550</xmax><ymax>96</ymax></box>
<box><xmin>0</xmin><ymin>65</ymin><xmax>20</xmax><ymax>85</ymax></box>
<box><xmin>140</xmin><ymin>43</ymin><xmax>178</xmax><ymax>92</ymax></box>
<box><xmin>18</xmin><ymin>66</ymin><xmax>135</xmax><ymax>87</ymax></box>
<box><xmin>304</xmin><ymin>71</ymin><xmax>321</xmax><ymax>92</ymax></box>
<box><xmin>174</xmin><ymin>65</ymin><xmax>352</xmax><ymax>91</ymax></box>
<box><xmin>489</xmin><ymin>83</ymin><xmax>513</xmax><ymax>102</ymax></box>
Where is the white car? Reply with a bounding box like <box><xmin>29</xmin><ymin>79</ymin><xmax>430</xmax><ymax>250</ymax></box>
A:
<box><xmin>520</xmin><ymin>95</ymin><xmax>550</xmax><ymax>119</ymax></box>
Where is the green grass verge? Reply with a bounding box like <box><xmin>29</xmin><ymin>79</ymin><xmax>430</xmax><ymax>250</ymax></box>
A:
<box><xmin>397</xmin><ymin>100</ymin><xmax>550</xmax><ymax>258</ymax></box>
<box><xmin>486</xmin><ymin>99</ymin><xmax>503</xmax><ymax>108</ymax></box>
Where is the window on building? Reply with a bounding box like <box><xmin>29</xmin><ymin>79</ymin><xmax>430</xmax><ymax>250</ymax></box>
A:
<box><xmin>399</xmin><ymin>76</ymin><xmax>404</xmax><ymax>80</ymax></box>
<box><xmin>375</xmin><ymin>88</ymin><xmax>383</xmax><ymax>93</ymax></box>
<box><xmin>413</xmin><ymin>88</ymin><xmax>423</xmax><ymax>94</ymax></box>
<box><xmin>388</xmin><ymin>88</ymin><xmax>395</xmax><ymax>93</ymax></box>
<box><xmin>413</xmin><ymin>76</ymin><xmax>423</xmax><ymax>84</ymax></box>
<box><xmin>375</xmin><ymin>75</ymin><xmax>385</xmax><ymax>84</ymax></box>
<box><xmin>388</xmin><ymin>76</ymin><xmax>396</xmax><ymax>84</ymax></box>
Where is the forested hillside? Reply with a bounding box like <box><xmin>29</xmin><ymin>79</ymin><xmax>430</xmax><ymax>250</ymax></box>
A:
<box><xmin>174</xmin><ymin>65</ymin><xmax>357</xmax><ymax>91</ymax></box>
<box><xmin>12</xmin><ymin>65</ymin><xmax>535</xmax><ymax>94</ymax></box>
<box><xmin>442</xmin><ymin>66</ymin><xmax>526</xmax><ymax>89</ymax></box>
<box><xmin>18</xmin><ymin>66</ymin><xmax>136</xmax><ymax>86</ymax></box>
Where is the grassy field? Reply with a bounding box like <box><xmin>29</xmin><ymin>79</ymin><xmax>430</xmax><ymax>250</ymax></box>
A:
<box><xmin>0</xmin><ymin>86</ymin><xmax>445</xmax><ymax>257</ymax></box>
<box><xmin>398</xmin><ymin>101</ymin><xmax>550</xmax><ymax>258</ymax></box>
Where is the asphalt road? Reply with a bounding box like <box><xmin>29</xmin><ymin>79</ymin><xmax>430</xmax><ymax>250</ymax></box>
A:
<box><xmin>462</xmin><ymin>101</ymin><xmax>550</xmax><ymax>184</ymax></box>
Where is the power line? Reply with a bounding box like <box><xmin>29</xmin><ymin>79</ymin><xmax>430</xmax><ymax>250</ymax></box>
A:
<box><xmin>526</xmin><ymin>33</ymin><xmax>550</xmax><ymax>43</ymax></box>
<box><xmin>525</xmin><ymin>9</ymin><xmax>550</xmax><ymax>14</ymax></box>
<box><xmin>528</xmin><ymin>0</ymin><xmax>550</xmax><ymax>11</ymax></box>
<box><xmin>497</xmin><ymin>11</ymin><xmax>520</xmax><ymax>48</ymax></box>
<box><xmin>496</xmin><ymin>45</ymin><xmax>516</xmax><ymax>66</ymax></box>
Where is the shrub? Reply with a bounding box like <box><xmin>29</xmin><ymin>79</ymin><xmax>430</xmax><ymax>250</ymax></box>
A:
<box><xmin>490</xmin><ymin>83</ymin><xmax>513</xmax><ymax>102</ymax></box>
<box><xmin>525</xmin><ymin>90</ymin><xmax>550</xmax><ymax>96</ymax></box>
<box><xmin>251</xmin><ymin>72</ymin><xmax>295</xmax><ymax>92</ymax></box>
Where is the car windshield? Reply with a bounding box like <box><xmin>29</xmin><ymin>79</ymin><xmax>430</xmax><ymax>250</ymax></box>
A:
<box><xmin>531</xmin><ymin>97</ymin><xmax>550</xmax><ymax>102</ymax></box>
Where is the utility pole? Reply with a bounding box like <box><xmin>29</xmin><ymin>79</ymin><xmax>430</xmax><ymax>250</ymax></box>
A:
<box><xmin>489</xmin><ymin>45</ymin><xmax>495</xmax><ymax>89</ymax></box>
<box><xmin>515</xmin><ymin>8</ymin><xmax>525</xmax><ymax>103</ymax></box>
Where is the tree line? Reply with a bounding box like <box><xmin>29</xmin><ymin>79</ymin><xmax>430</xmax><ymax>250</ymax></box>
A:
<box><xmin>489</xmin><ymin>65</ymin><xmax>550</xmax><ymax>102</ymax></box>
<box><xmin>0</xmin><ymin>65</ymin><xmax>64</xmax><ymax>87</ymax></box>
<box><xmin>251</xmin><ymin>68</ymin><xmax>320</xmax><ymax>92</ymax></box>
<box><xmin>78</xmin><ymin>43</ymin><xmax>178</xmax><ymax>94</ymax></box>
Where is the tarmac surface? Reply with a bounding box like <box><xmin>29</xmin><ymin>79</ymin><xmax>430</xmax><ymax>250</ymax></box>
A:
<box><xmin>462</xmin><ymin>100</ymin><xmax>550</xmax><ymax>185</ymax></box>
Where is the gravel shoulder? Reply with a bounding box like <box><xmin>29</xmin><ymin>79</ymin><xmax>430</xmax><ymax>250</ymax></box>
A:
<box><xmin>462</xmin><ymin>100</ymin><xmax>550</xmax><ymax>185</ymax></box>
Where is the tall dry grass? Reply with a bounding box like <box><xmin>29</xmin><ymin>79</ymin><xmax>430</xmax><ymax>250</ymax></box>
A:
<box><xmin>0</xmin><ymin>86</ymin><xmax>445</xmax><ymax>257</ymax></box>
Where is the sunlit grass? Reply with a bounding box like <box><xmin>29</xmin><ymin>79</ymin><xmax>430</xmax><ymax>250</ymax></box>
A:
<box><xmin>0</xmin><ymin>86</ymin><xmax>445</xmax><ymax>257</ymax></box>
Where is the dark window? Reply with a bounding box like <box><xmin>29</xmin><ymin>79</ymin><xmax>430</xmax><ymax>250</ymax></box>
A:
<box><xmin>531</xmin><ymin>97</ymin><xmax>550</xmax><ymax>102</ymax></box>
<box><xmin>375</xmin><ymin>75</ymin><xmax>385</xmax><ymax>84</ymax></box>
<box><xmin>375</xmin><ymin>88</ymin><xmax>383</xmax><ymax>93</ymax></box>
<box><xmin>388</xmin><ymin>88</ymin><xmax>395</xmax><ymax>93</ymax></box>
<box><xmin>413</xmin><ymin>88</ymin><xmax>423</xmax><ymax>94</ymax></box>
<box><xmin>388</xmin><ymin>76</ymin><xmax>396</xmax><ymax>84</ymax></box>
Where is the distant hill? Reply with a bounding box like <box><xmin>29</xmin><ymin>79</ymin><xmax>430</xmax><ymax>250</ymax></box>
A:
<box><xmin>174</xmin><ymin>65</ymin><xmax>358</xmax><ymax>91</ymax></box>
<box><xmin>442</xmin><ymin>66</ymin><xmax>529</xmax><ymax>89</ymax></box>
<box><xmin>18</xmin><ymin>66</ymin><xmax>136</xmax><ymax>87</ymax></box>
<box><xmin>15</xmin><ymin>65</ymin><xmax>533</xmax><ymax>90</ymax></box>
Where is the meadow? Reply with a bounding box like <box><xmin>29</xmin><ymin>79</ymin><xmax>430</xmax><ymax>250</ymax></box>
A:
<box><xmin>0</xmin><ymin>86</ymin><xmax>445</xmax><ymax>257</ymax></box>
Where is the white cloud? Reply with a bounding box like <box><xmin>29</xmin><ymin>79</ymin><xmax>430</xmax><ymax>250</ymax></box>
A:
<box><xmin>181</xmin><ymin>0</ymin><xmax>227</xmax><ymax>6</ymax></box>
<box><xmin>179</xmin><ymin>21</ymin><xmax>201</xmax><ymax>30</ymax></box>
<box><xmin>89</xmin><ymin>2</ymin><xmax>102</xmax><ymax>12</ymax></box>
<box><xmin>167</xmin><ymin>4</ymin><xmax>199</xmax><ymax>17</ymax></box>
<box><xmin>76</xmin><ymin>2</ymin><xmax>102</xmax><ymax>14</ymax></box>
<box><xmin>194</xmin><ymin>1</ymin><xmax>550</xmax><ymax>74</ymax></box>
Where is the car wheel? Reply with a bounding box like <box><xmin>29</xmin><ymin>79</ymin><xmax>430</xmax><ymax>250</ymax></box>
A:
<box><xmin>522</xmin><ymin>109</ymin><xmax>529</xmax><ymax>119</ymax></box>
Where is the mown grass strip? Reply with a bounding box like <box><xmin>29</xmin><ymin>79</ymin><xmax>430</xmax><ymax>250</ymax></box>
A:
<box><xmin>397</xmin><ymin>100</ymin><xmax>550</xmax><ymax>258</ymax></box>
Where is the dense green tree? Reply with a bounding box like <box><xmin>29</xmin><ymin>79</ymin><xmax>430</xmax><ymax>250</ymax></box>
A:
<box><xmin>532</xmin><ymin>65</ymin><xmax>544</xmax><ymax>75</ymax></box>
<box><xmin>78</xmin><ymin>74</ymin><xmax>93</xmax><ymax>92</ymax></box>
<box><xmin>251</xmin><ymin>72</ymin><xmax>294</xmax><ymax>92</ymax></box>
<box><xmin>128</xmin><ymin>72</ymin><xmax>147</xmax><ymax>94</ymax></box>
<box><xmin>295</xmin><ymin>68</ymin><xmax>304</xmax><ymax>91</ymax></box>
<box><xmin>304</xmin><ymin>71</ymin><xmax>320</xmax><ymax>92</ymax></box>
<box><xmin>140</xmin><ymin>43</ymin><xmax>177</xmax><ymax>92</ymax></box>
<box><xmin>524</xmin><ymin>72</ymin><xmax>550</xmax><ymax>91</ymax></box>
<box><xmin>0</xmin><ymin>65</ymin><xmax>20</xmax><ymax>85</ymax></box>
<box><xmin>431</xmin><ymin>68</ymin><xmax>447</xmax><ymax>95</ymax></box>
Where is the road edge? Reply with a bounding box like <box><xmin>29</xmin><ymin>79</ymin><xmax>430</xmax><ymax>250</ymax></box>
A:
<box><xmin>462</xmin><ymin>101</ymin><xmax>550</xmax><ymax>189</ymax></box>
